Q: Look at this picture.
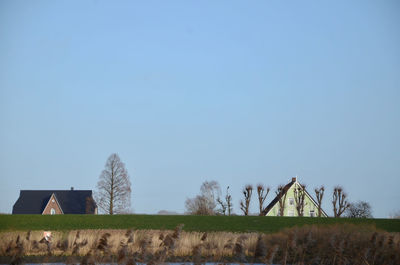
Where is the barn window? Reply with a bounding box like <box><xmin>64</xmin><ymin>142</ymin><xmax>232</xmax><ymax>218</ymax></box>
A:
<box><xmin>50</xmin><ymin>208</ymin><xmax>56</xmax><ymax>215</ymax></box>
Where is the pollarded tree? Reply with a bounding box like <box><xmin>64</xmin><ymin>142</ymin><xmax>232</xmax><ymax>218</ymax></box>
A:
<box><xmin>95</xmin><ymin>153</ymin><xmax>131</xmax><ymax>214</ymax></box>
<box><xmin>257</xmin><ymin>184</ymin><xmax>270</xmax><ymax>216</ymax></box>
<box><xmin>240</xmin><ymin>185</ymin><xmax>253</xmax><ymax>216</ymax></box>
<box><xmin>294</xmin><ymin>184</ymin><xmax>307</xmax><ymax>217</ymax></box>
<box><xmin>276</xmin><ymin>185</ymin><xmax>288</xmax><ymax>216</ymax></box>
<box><xmin>332</xmin><ymin>186</ymin><xmax>350</xmax><ymax>217</ymax></box>
<box><xmin>314</xmin><ymin>186</ymin><xmax>325</xmax><ymax>217</ymax></box>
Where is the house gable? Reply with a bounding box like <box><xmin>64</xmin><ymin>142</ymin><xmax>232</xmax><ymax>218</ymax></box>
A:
<box><xmin>265</xmin><ymin>178</ymin><xmax>328</xmax><ymax>217</ymax></box>
<box><xmin>42</xmin><ymin>193</ymin><xmax>64</xmax><ymax>215</ymax></box>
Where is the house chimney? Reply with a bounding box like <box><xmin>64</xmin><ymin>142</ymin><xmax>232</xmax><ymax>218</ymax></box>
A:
<box><xmin>292</xmin><ymin>177</ymin><xmax>297</xmax><ymax>182</ymax></box>
<box><xmin>71</xmin><ymin>187</ymin><xmax>74</xmax><ymax>191</ymax></box>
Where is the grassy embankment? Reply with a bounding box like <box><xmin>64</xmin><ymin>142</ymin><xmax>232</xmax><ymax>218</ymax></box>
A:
<box><xmin>1</xmin><ymin>214</ymin><xmax>400</xmax><ymax>232</ymax></box>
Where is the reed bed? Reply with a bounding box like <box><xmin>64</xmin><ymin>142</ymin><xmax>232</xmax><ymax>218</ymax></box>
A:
<box><xmin>1</xmin><ymin>224</ymin><xmax>399</xmax><ymax>264</ymax></box>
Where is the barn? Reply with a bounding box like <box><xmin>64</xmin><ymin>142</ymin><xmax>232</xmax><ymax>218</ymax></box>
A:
<box><xmin>12</xmin><ymin>188</ymin><xmax>97</xmax><ymax>214</ymax></box>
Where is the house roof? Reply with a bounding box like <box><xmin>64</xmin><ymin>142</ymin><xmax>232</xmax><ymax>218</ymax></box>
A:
<box><xmin>264</xmin><ymin>180</ymin><xmax>295</xmax><ymax>215</ymax></box>
<box><xmin>264</xmin><ymin>178</ymin><xmax>328</xmax><ymax>217</ymax></box>
<box><xmin>12</xmin><ymin>190</ymin><xmax>97</xmax><ymax>214</ymax></box>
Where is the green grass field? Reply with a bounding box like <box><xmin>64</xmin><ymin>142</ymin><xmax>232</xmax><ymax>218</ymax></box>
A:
<box><xmin>1</xmin><ymin>214</ymin><xmax>400</xmax><ymax>233</ymax></box>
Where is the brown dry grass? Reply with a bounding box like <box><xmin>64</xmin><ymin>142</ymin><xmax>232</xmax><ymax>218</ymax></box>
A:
<box><xmin>1</xmin><ymin>224</ymin><xmax>399</xmax><ymax>264</ymax></box>
<box><xmin>0</xmin><ymin>229</ymin><xmax>258</xmax><ymax>257</ymax></box>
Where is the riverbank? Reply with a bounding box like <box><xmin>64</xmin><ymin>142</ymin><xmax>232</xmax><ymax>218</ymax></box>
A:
<box><xmin>1</xmin><ymin>224</ymin><xmax>399</xmax><ymax>264</ymax></box>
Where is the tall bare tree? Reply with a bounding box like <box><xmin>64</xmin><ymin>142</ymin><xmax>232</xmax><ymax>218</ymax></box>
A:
<box><xmin>95</xmin><ymin>153</ymin><xmax>131</xmax><ymax>214</ymax></box>
<box><xmin>332</xmin><ymin>186</ymin><xmax>350</xmax><ymax>217</ymax></box>
<box><xmin>276</xmin><ymin>185</ymin><xmax>288</xmax><ymax>216</ymax></box>
<box><xmin>314</xmin><ymin>186</ymin><xmax>325</xmax><ymax>217</ymax></box>
<box><xmin>240</xmin><ymin>185</ymin><xmax>253</xmax><ymax>216</ymax></box>
<box><xmin>257</xmin><ymin>184</ymin><xmax>270</xmax><ymax>216</ymax></box>
<box><xmin>294</xmin><ymin>184</ymin><xmax>307</xmax><ymax>216</ymax></box>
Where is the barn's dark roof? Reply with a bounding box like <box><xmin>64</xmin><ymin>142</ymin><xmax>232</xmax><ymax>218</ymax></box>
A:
<box><xmin>12</xmin><ymin>190</ymin><xmax>97</xmax><ymax>214</ymax></box>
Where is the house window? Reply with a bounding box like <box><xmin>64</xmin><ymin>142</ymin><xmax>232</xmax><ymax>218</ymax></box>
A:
<box><xmin>288</xmin><ymin>210</ymin><xmax>295</xmax><ymax>216</ymax></box>
<box><xmin>50</xmin><ymin>208</ymin><xmax>56</xmax><ymax>215</ymax></box>
<box><xmin>310</xmin><ymin>210</ymin><xmax>315</xmax><ymax>217</ymax></box>
<box><xmin>289</xmin><ymin>198</ymin><xmax>294</xmax><ymax>206</ymax></box>
<box><xmin>52</xmin><ymin>199</ymin><xmax>55</xmax><ymax>203</ymax></box>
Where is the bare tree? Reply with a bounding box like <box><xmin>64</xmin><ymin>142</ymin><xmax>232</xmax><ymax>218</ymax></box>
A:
<box><xmin>200</xmin><ymin>181</ymin><xmax>220</xmax><ymax>209</ymax></box>
<box><xmin>276</xmin><ymin>185</ymin><xmax>288</xmax><ymax>216</ymax></box>
<box><xmin>240</xmin><ymin>185</ymin><xmax>253</xmax><ymax>216</ymax></box>
<box><xmin>216</xmin><ymin>186</ymin><xmax>233</xmax><ymax>216</ymax></box>
<box><xmin>225</xmin><ymin>186</ymin><xmax>233</xmax><ymax>216</ymax></box>
<box><xmin>95</xmin><ymin>153</ymin><xmax>131</xmax><ymax>214</ymax></box>
<box><xmin>346</xmin><ymin>201</ymin><xmax>373</xmax><ymax>218</ymax></box>
<box><xmin>294</xmin><ymin>184</ymin><xmax>307</xmax><ymax>216</ymax></box>
<box><xmin>216</xmin><ymin>197</ymin><xmax>227</xmax><ymax>215</ymax></box>
<box><xmin>314</xmin><ymin>186</ymin><xmax>325</xmax><ymax>217</ymax></box>
<box><xmin>332</xmin><ymin>186</ymin><xmax>350</xmax><ymax>217</ymax></box>
<box><xmin>257</xmin><ymin>184</ymin><xmax>270</xmax><ymax>216</ymax></box>
<box><xmin>185</xmin><ymin>181</ymin><xmax>221</xmax><ymax>215</ymax></box>
<box><xmin>185</xmin><ymin>195</ymin><xmax>214</xmax><ymax>215</ymax></box>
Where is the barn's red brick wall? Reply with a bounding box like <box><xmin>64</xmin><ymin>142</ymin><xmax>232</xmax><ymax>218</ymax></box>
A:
<box><xmin>42</xmin><ymin>194</ymin><xmax>63</xmax><ymax>215</ymax></box>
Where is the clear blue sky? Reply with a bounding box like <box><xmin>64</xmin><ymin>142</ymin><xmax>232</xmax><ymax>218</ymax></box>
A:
<box><xmin>1</xmin><ymin>0</ymin><xmax>399</xmax><ymax>217</ymax></box>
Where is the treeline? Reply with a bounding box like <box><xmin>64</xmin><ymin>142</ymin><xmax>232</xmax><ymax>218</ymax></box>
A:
<box><xmin>185</xmin><ymin>180</ymin><xmax>372</xmax><ymax>218</ymax></box>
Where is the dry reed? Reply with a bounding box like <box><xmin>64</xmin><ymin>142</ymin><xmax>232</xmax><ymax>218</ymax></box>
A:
<box><xmin>0</xmin><ymin>223</ymin><xmax>399</xmax><ymax>264</ymax></box>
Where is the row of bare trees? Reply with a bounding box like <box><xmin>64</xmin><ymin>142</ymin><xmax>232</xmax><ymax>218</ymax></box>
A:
<box><xmin>239</xmin><ymin>184</ymin><xmax>271</xmax><ymax>216</ymax></box>
<box><xmin>92</xmin><ymin>154</ymin><xmax>364</xmax><ymax>218</ymax></box>
<box><xmin>185</xmin><ymin>181</ymin><xmax>355</xmax><ymax>217</ymax></box>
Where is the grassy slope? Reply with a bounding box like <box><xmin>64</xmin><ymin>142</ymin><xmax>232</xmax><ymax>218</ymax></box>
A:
<box><xmin>0</xmin><ymin>215</ymin><xmax>399</xmax><ymax>233</ymax></box>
